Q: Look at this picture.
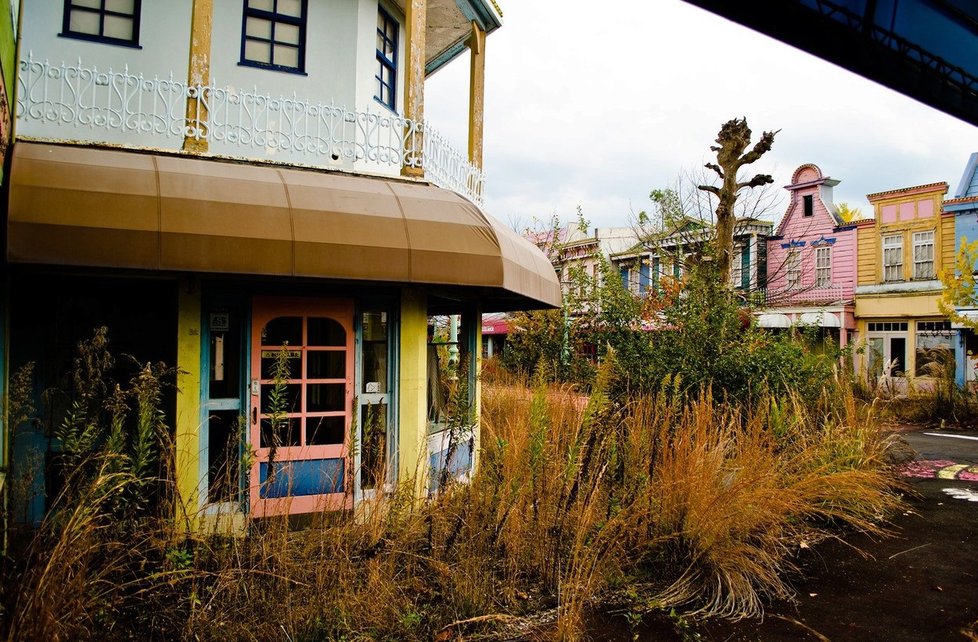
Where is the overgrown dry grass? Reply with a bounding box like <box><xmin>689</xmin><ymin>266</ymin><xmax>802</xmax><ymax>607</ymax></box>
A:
<box><xmin>2</xmin><ymin>366</ymin><xmax>904</xmax><ymax>642</ymax></box>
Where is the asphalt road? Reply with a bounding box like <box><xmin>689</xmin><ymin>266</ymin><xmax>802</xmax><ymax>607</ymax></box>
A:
<box><xmin>904</xmin><ymin>429</ymin><xmax>978</xmax><ymax>465</ymax></box>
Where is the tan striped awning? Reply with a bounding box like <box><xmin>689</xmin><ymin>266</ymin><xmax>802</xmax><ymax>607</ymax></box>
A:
<box><xmin>7</xmin><ymin>142</ymin><xmax>560</xmax><ymax>311</ymax></box>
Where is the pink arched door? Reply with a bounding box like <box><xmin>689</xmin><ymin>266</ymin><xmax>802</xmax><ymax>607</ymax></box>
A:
<box><xmin>249</xmin><ymin>298</ymin><xmax>354</xmax><ymax>517</ymax></box>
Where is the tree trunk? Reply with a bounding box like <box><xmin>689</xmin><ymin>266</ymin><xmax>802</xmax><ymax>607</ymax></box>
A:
<box><xmin>698</xmin><ymin>117</ymin><xmax>778</xmax><ymax>286</ymax></box>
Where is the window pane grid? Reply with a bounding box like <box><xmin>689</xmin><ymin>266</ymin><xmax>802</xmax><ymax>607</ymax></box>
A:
<box><xmin>63</xmin><ymin>0</ymin><xmax>140</xmax><ymax>46</ymax></box>
<box><xmin>375</xmin><ymin>7</ymin><xmax>398</xmax><ymax>110</ymax></box>
<box><xmin>786</xmin><ymin>250</ymin><xmax>801</xmax><ymax>288</ymax></box>
<box><xmin>883</xmin><ymin>234</ymin><xmax>903</xmax><ymax>282</ymax></box>
<box><xmin>815</xmin><ymin>247</ymin><xmax>831</xmax><ymax>288</ymax></box>
<box><xmin>242</xmin><ymin>0</ymin><xmax>307</xmax><ymax>73</ymax></box>
<box><xmin>913</xmin><ymin>230</ymin><xmax>935</xmax><ymax>279</ymax></box>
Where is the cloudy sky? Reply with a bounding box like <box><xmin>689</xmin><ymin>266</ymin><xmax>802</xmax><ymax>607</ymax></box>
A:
<box><xmin>425</xmin><ymin>0</ymin><xmax>978</xmax><ymax>230</ymax></box>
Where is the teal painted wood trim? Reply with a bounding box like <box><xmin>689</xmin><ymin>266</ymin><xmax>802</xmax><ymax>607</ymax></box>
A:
<box><xmin>741</xmin><ymin>242</ymin><xmax>751</xmax><ymax>290</ymax></box>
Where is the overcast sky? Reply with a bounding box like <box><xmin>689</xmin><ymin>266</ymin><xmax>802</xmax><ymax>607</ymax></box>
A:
<box><xmin>425</xmin><ymin>0</ymin><xmax>978</xmax><ymax>231</ymax></box>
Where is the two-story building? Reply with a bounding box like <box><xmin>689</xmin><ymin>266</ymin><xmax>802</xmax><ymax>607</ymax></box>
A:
<box><xmin>854</xmin><ymin>181</ymin><xmax>955</xmax><ymax>387</ymax></box>
<box><xmin>760</xmin><ymin>164</ymin><xmax>858</xmax><ymax>350</ymax></box>
<box><xmin>612</xmin><ymin>218</ymin><xmax>772</xmax><ymax>298</ymax></box>
<box><xmin>4</xmin><ymin>0</ymin><xmax>559</xmax><ymax>528</ymax></box>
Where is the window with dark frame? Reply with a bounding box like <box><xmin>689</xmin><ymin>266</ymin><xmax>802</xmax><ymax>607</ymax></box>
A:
<box><xmin>375</xmin><ymin>6</ymin><xmax>398</xmax><ymax>110</ymax></box>
<box><xmin>240</xmin><ymin>0</ymin><xmax>308</xmax><ymax>74</ymax></box>
<box><xmin>803</xmin><ymin>194</ymin><xmax>814</xmax><ymax>217</ymax></box>
<box><xmin>62</xmin><ymin>0</ymin><xmax>141</xmax><ymax>47</ymax></box>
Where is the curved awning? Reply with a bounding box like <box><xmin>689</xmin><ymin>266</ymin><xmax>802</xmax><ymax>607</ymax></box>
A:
<box><xmin>7</xmin><ymin>142</ymin><xmax>560</xmax><ymax>311</ymax></box>
<box><xmin>757</xmin><ymin>313</ymin><xmax>792</xmax><ymax>328</ymax></box>
<box><xmin>798</xmin><ymin>311</ymin><xmax>841</xmax><ymax>327</ymax></box>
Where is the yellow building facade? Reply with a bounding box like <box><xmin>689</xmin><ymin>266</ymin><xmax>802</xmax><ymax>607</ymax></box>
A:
<box><xmin>854</xmin><ymin>182</ymin><xmax>956</xmax><ymax>387</ymax></box>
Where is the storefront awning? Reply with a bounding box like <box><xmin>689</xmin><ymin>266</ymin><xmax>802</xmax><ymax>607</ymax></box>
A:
<box><xmin>757</xmin><ymin>313</ymin><xmax>792</xmax><ymax>328</ymax></box>
<box><xmin>798</xmin><ymin>311</ymin><xmax>842</xmax><ymax>327</ymax></box>
<box><xmin>7</xmin><ymin>142</ymin><xmax>560</xmax><ymax>311</ymax></box>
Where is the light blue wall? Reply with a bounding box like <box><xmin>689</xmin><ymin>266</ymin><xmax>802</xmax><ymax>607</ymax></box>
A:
<box><xmin>949</xmin><ymin>200</ymin><xmax>978</xmax><ymax>387</ymax></box>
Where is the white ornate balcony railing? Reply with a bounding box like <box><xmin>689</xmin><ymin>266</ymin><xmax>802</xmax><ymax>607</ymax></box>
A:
<box><xmin>16</xmin><ymin>53</ymin><xmax>485</xmax><ymax>206</ymax></box>
<box><xmin>760</xmin><ymin>284</ymin><xmax>853</xmax><ymax>306</ymax></box>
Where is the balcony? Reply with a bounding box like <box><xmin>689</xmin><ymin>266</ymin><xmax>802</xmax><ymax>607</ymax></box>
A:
<box><xmin>758</xmin><ymin>284</ymin><xmax>853</xmax><ymax>307</ymax></box>
<box><xmin>15</xmin><ymin>53</ymin><xmax>485</xmax><ymax>206</ymax></box>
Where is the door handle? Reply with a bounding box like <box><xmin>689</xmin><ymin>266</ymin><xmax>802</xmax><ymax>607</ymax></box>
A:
<box><xmin>252</xmin><ymin>406</ymin><xmax>258</xmax><ymax>426</ymax></box>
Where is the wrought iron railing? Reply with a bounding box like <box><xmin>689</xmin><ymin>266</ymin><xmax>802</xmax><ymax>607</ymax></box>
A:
<box><xmin>759</xmin><ymin>284</ymin><xmax>853</xmax><ymax>306</ymax></box>
<box><xmin>16</xmin><ymin>53</ymin><xmax>485</xmax><ymax>205</ymax></box>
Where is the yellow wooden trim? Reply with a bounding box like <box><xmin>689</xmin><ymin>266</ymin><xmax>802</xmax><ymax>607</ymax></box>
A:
<box><xmin>401</xmin><ymin>0</ymin><xmax>426</xmax><ymax>178</ymax></box>
<box><xmin>183</xmin><ymin>0</ymin><xmax>213</xmax><ymax>154</ymax></box>
<box><xmin>174</xmin><ymin>279</ymin><xmax>202</xmax><ymax>530</ymax></box>
<box><xmin>397</xmin><ymin>288</ymin><xmax>427</xmax><ymax>497</ymax></box>
<box><xmin>467</xmin><ymin>21</ymin><xmax>486</xmax><ymax>170</ymax></box>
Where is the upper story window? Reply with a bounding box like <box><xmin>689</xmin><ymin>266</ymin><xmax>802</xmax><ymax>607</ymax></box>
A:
<box><xmin>815</xmin><ymin>246</ymin><xmax>831</xmax><ymax>288</ymax></box>
<box><xmin>240</xmin><ymin>0</ymin><xmax>308</xmax><ymax>74</ymax></box>
<box><xmin>375</xmin><ymin>7</ymin><xmax>398</xmax><ymax>111</ymax></box>
<box><xmin>786</xmin><ymin>249</ymin><xmax>801</xmax><ymax>288</ymax></box>
<box><xmin>62</xmin><ymin>0</ymin><xmax>141</xmax><ymax>47</ymax></box>
<box><xmin>803</xmin><ymin>194</ymin><xmax>814</xmax><ymax>217</ymax></box>
<box><xmin>883</xmin><ymin>234</ymin><xmax>903</xmax><ymax>281</ymax></box>
<box><xmin>912</xmin><ymin>230</ymin><xmax>935</xmax><ymax>279</ymax></box>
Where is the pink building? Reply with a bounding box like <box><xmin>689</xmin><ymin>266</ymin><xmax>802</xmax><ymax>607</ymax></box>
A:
<box><xmin>760</xmin><ymin>164</ymin><xmax>858</xmax><ymax>348</ymax></box>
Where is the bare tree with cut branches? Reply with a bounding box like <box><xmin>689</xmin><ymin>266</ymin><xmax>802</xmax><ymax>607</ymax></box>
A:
<box><xmin>698</xmin><ymin>117</ymin><xmax>778</xmax><ymax>285</ymax></box>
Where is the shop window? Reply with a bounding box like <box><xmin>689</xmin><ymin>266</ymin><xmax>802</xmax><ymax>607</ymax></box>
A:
<box><xmin>427</xmin><ymin>315</ymin><xmax>473</xmax><ymax>434</ymax></box>
<box><xmin>427</xmin><ymin>311</ymin><xmax>477</xmax><ymax>495</ymax></box>
<box><xmin>62</xmin><ymin>0</ymin><xmax>141</xmax><ymax>47</ymax></box>
<box><xmin>916</xmin><ymin>321</ymin><xmax>955</xmax><ymax>377</ymax></box>
<box><xmin>359</xmin><ymin>309</ymin><xmax>390</xmax><ymax>492</ymax></box>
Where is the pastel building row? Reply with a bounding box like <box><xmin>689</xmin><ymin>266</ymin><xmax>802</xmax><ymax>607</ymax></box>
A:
<box><xmin>610</xmin><ymin>159</ymin><xmax>978</xmax><ymax>389</ymax></box>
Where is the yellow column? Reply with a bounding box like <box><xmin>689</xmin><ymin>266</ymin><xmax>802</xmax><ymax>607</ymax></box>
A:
<box><xmin>398</xmin><ymin>288</ymin><xmax>428</xmax><ymax>497</ymax></box>
<box><xmin>402</xmin><ymin>0</ymin><xmax>426</xmax><ymax>177</ymax></box>
<box><xmin>183</xmin><ymin>0</ymin><xmax>213</xmax><ymax>153</ymax></box>
<box><xmin>467</xmin><ymin>21</ymin><xmax>486</xmax><ymax>170</ymax></box>
<box><xmin>175</xmin><ymin>279</ymin><xmax>203</xmax><ymax>530</ymax></box>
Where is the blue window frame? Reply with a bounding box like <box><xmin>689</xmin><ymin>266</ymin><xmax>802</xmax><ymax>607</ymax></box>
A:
<box><xmin>375</xmin><ymin>7</ymin><xmax>398</xmax><ymax>110</ymax></box>
<box><xmin>61</xmin><ymin>0</ymin><xmax>141</xmax><ymax>47</ymax></box>
<box><xmin>240</xmin><ymin>0</ymin><xmax>308</xmax><ymax>74</ymax></box>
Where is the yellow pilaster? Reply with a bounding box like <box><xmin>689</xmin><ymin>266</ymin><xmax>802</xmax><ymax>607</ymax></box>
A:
<box><xmin>183</xmin><ymin>0</ymin><xmax>213</xmax><ymax>153</ymax></box>
<box><xmin>175</xmin><ymin>279</ymin><xmax>203</xmax><ymax>529</ymax></box>
<box><xmin>467</xmin><ymin>21</ymin><xmax>486</xmax><ymax>170</ymax></box>
<box><xmin>398</xmin><ymin>288</ymin><xmax>428</xmax><ymax>497</ymax></box>
<box><xmin>402</xmin><ymin>0</ymin><xmax>426</xmax><ymax>178</ymax></box>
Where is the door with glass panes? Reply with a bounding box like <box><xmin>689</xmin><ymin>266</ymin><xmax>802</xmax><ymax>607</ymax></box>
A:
<box><xmin>250</xmin><ymin>298</ymin><xmax>354</xmax><ymax>517</ymax></box>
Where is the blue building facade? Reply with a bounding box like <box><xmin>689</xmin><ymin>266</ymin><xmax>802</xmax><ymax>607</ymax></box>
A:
<box><xmin>946</xmin><ymin>153</ymin><xmax>978</xmax><ymax>387</ymax></box>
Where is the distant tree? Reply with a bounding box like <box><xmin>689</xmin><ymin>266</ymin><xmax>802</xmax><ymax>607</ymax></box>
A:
<box><xmin>698</xmin><ymin>117</ymin><xmax>778</xmax><ymax>285</ymax></box>
<box><xmin>939</xmin><ymin>239</ymin><xmax>978</xmax><ymax>329</ymax></box>
<box><xmin>836</xmin><ymin>202</ymin><xmax>862</xmax><ymax>223</ymax></box>
<box><xmin>637</xmin><ymin>187</ymin><xmax>686</xmax><ymax>233</ymax></box>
